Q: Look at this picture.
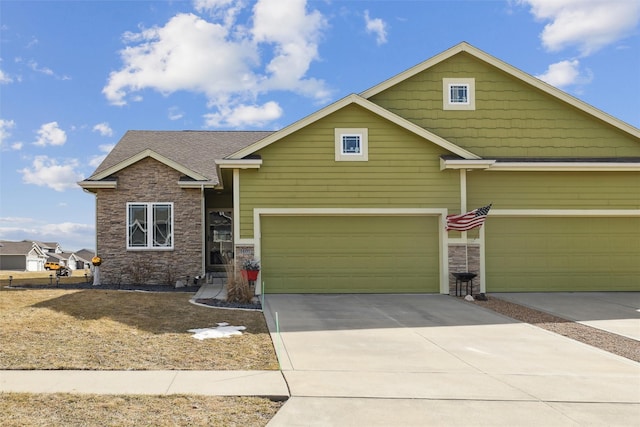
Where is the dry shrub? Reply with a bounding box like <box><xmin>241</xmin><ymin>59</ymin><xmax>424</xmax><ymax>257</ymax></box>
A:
<box><xmin>223</xmin><ymin>258</ymin><xmax>254</xmax><ymax>304</ymax></box>
<box><xmin>123</xmin><ymin>258</ymin><xmax>153</xmax><ymax>284</ymax></box>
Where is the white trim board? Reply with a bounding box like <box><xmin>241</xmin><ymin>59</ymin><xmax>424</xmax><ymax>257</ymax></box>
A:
<box><xmin>490</xmin><ymin>209</ymin><xmax>640</xmax><ymax>217</ymax></box>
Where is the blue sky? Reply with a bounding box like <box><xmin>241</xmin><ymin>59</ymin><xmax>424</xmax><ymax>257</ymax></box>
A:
<box><xmin>1</xmin><ymin>0</ymin><xmax>639</xmax><ymax>251</ymax></box>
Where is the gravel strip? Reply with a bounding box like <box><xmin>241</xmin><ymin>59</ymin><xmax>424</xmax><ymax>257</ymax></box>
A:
<box><xmin>473</xmin><ymin>297</ymin><xmax>639</xmax><ymax>363</ymax></box>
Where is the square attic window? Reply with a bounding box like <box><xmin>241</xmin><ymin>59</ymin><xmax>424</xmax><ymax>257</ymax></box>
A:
<box><xmin>443</xmin><ymin>78</ymin><xmax>475</xmax><ymax>110</ymax></box>
<box><xmin>335</xmin><ymin>128</ymin><xmax>368</xmax><ymax>161</ymax></box>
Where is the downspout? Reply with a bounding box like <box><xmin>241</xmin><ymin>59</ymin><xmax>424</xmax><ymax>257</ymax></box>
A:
<box><xmin>201</xmin><ymin>184</ymin><xmax>206</xmax><ymax>278</ymax></box>
<box><xmin>82</xmin><ymin>188</ymin><xmax>99</xmax><ymax>257</ymax></box>
<box><xmin>233</xmin><ymin>169</ymin><xmax>240</xmax><ymax>282</ymax></box>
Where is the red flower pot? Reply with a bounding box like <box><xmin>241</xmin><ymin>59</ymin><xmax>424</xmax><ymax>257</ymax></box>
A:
<box><xmin>242</xmin><ymin>270</ymin><xmax>259</xmax><ymax>281</ymax></box>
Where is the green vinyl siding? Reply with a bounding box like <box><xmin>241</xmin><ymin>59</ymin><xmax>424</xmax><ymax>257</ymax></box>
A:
<box><xmin>239</xmin><ymin>104</ymin><xmax>460</xmax><ymax>238</ymax></box>
<box><xmin>468</xmin><ymin>171</ymin><xmax>640</xmax><ymax>210</ymax></box>
<box><xmin>486</xmin><ymin>217</ymin><xmax>640</xmax><ymax>292</ymax></box>
<box><xmin>261</xmin><ymin>215</ymin><xmax>440</xmax><ymax>293</ymax></box>
<box><xmin>369</xmin><ymin>52</ymin><xmax>640</xmax><ymax>158</ymax></box>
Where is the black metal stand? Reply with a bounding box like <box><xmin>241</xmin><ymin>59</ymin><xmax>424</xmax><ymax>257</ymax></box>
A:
<box><xmin>452</xmin><ymin>272</ymin><xmax>477</xmax><ymax>297</ymax></box>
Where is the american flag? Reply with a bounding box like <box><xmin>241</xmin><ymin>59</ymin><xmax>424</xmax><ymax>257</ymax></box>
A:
<box><xmin>446</xmin><ymin>204</ymin><xmax>492</xmax><ymax>231</ymax></box>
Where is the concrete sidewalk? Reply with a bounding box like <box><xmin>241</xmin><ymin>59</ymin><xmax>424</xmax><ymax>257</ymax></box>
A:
<box><xmin>0</xmin><ymin>370</ymin><xmax>289</xmax><ymax>398</ymax></box>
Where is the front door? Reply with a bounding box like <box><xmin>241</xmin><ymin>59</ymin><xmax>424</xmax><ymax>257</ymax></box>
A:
<box><xmin>207</xmin><ymin>210</ymin><xmax>233</xmax><ymax>271</ymax></box>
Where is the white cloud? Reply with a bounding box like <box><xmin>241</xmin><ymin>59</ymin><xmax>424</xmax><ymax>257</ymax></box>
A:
<box><xmin>89</xmin><ymin>143</ymin><xmax>115</xmax><ymax>168</ymax></box>
<box><xmin>204</xmin><ymin>101</ymin><xmax>282</xmax><ymax>128</ymax></box>
<box><xmin>364</xmin><ymin>10</ymin><xmax>388</xmax><ymax>45</ymax></box>
<box><xmin>0</xmin><ymin>119</ymin><xmax>16</xmax><ymax>144</ymax></box>
<box><xmin>251</xmin><ymin>0</ymin><xmax>329</xmax><ymax>96</ymax></box>
<box><xmin>519</xmin><ymin>0</ymin><xmax>640</xmax><ymax>56</ymax></box>
<box><xmin>193</xmin><ymin>0</ymin><xmax>246</xmax><ymax>27</ymax></box>
<box><xmin>104</xmin><ymin>0</ymin><xmax>330</xmax><ymax>127</ymax></box>
<box><xmin>103</xmin><ymin>13</ymin><xmax>258</xmax><ymax>107</ymax></box>
<box><xmin>536</xmin><ymin>59</ymin><xmax>579</xmax><ymax>87</ymax></box>
<box><xmin>0</xmin><ymin>218</ymin><xmax>95</xmax><ymax>252</ymax></box>
<box><xmin>168</xmin><ymin>106</ymin><xmax>184</xmax><ymax>121</ymax></box>
<box><xmin>92</xmin><ymin>122</ymin><xmax>113</xmax><ymax>137</ymax></box>
<box><xmin>0</xmin><ymin>69</ymin><xmax>13</xmax><ymax>84</ymax></box>
<box><xmin>34</xmin><ymin>122</ymin><xmax>67</xmax><ymax>147</ymax></box>
<box><xmin>19</xmin><ymin>155</ymin><xmax>84</xmax><ymax>191</ymax></box>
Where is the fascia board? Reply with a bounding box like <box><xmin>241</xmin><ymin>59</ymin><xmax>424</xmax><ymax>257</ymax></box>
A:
<box><xmin>90</xmin><ymin>149</ymin><xmax>209</xmax><ymax>181</ymax></box>
<box><xmin>440</xmin><ymin>158</ymin><xmax>495</xmax><ymax>170</ymax></box>
<box><xmin>77</xmin><ymin>180</ymin><xmax>117</xmax><ymax>189</ymax></box>
<box><xmin>360</xmin><ymin>42</ymin><xmax>467</xmax><ymax>98</ymax></box>
<box><xmin>215</xmin><ymin>159</ymin><xmax>263</xmax><ymax>169</ymax></box>
<box><xmin>228</xmin><ymin>94</ymin><xmax>480</xmax><ymax>160</ymax></box>
<box><xmin>361</xmin><ymin>42</ymin><xmax>640</xmax><ymax>140</ymax></box>
<box><xmin>177</xmin><ymin>181</ymin><xmax>218</xmax><ymax>189</ymax></box>
<box><xmin>228</xmin><ymin>95</ymin><xmax>359</xmax><ymax>159</ymax></box>
<box><xmin>487</xmin><ymin>162</ymin><xmax>640</xmax><ymax>172</ymax></box>
<box><xmin>440</xmin><ymin>159</ymin><xmax>640</xmax><ymax>171</ymax></box>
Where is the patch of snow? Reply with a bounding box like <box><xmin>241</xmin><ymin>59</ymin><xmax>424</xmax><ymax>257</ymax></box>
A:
<box><xmin>189</xmin><ymin>322</ymin><xmax>246</xmax><ymax>340</ymax></box>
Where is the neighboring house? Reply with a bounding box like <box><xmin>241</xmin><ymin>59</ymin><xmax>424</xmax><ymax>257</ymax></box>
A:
<box><xmin>74</xmin><ymin>249</ymin><xmax>95</xmax><ymax>270</ymax></box>
<box><xmin>0</xmin><ymin>241</ymin><xmax>48</xmax><ymax>271</ymax></box>
<box><xmin>32</xmin><ymin>241</ymin><xmax>63</xmax><ymax>255</ymax></box>
<box><xmin>79</xmin><ymin>42</ymin><xmax>640</xmax><ymax>294</ymax></box>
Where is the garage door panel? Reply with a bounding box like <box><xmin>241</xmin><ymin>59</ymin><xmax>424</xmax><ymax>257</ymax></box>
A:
<box><xmin>261</xmin><ymin>215</ymin><xmax>440</xmax><ymax>293</ymax></box>
<box><xmin>487</xmin><ymin>217</ymin><xmax>640</xmax><ymax>292</ymax></box>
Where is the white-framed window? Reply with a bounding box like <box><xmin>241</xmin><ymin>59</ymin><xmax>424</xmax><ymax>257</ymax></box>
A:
<box><xmin>449</xmin><ymin>84</ymin><xmax>469</xmax><ymax>104</ymax></box>
<box><xmin>127</xmin><ymin>202</ymin><xmax>173</xmax><ymax>250</ymax></box>
<box><xmin>443</xmin><ymin>78</ymin><xmax>475</xmax><ymax>110</ymax></box>
<box><xmin>335</xmin><ymin>128</ymin><xmax>368</xmax><ymax>161</ymax></box>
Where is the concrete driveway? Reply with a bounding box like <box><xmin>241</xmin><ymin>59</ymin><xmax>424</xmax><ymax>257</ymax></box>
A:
<box><xmin>495</xmin><ymin>292</ymin><xmax>640</xmax><ymax>340</ymax></box>
<box><xmin>263</xmin><ymin>294</ymin><xmax>640</xmax><ymax>426</ymax></box>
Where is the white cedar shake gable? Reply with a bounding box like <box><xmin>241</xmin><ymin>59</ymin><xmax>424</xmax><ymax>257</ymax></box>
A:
<box><xmin>227</xmin><ymin>94</ymin><xmax>481</xmax><ymax>160</ymax></box>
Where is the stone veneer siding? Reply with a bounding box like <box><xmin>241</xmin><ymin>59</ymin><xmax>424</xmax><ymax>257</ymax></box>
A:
<box><xmin>94</xmin><ymin>157</ymin><xmax>203</xmax><ymax>285</ymax></box>
<box><xmin>448</xmin><ymin>244</ymin><xmax>481</xmax><ymax>296</ymax></box>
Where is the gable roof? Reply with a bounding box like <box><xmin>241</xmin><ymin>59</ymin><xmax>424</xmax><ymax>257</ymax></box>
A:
<box><xmin>361</xmin><ymin>42</ymin><xmax>640</xmax><ymax>139</ymax></box>
<box><xmin>228</xmin><ymin>94</ymin><xmax>481</xmax><ymax>160</ymax></box>
<box><xmin>83</xmin><ymin>130</ymin><xmax>273</xmax><ymax>186</ymax></box>
<box><xmin>0</xmin><ymin>240</ymin><xmax>47</xmax><ymax>257</ymax></box>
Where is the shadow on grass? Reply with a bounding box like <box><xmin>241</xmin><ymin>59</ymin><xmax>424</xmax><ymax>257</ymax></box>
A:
<box><xmin>30</xmin><ymin>289</ymin><xmax>269</xmax><ymax>335</ymax></box>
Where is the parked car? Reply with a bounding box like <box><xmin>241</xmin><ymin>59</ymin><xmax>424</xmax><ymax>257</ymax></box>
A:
<box><xmin>45</xmin><ymin>262</ymin><xmax>61</xmax><ymax>270</ymax></box>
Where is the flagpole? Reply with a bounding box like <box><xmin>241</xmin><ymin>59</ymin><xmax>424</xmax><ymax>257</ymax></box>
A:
<box><xmin>463</xmin><ymin>231</ymin><xmax>469</xmax><ymax>272</ymax></box>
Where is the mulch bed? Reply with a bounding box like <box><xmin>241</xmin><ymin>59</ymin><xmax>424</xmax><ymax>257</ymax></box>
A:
<box><xmin>7</xmin><ymin>282</ymin><xmax>263</xmax><ymax>310</ymax></box>
<box><xmin>5</xmin><ymin>282</ymin><xmax>201</xmax><ymax>293</ymax></box>
<box><xmin>194</xmin><ymin>298</ymin><xmax>262</xmax><ymax>310</ymax></box>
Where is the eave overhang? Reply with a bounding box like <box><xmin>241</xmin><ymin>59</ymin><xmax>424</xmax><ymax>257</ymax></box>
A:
<box><xmin>215</xmin><ymin>159</ymin><xmax>263</xmax><ymax>169</ymax></box>
<box><xmin>77</xmin><ymin>180</ymin><xmax>118</xmax><ymax>190</ymax></box>
<box><xmin>90</xmin><ymin>149</ymin><xmax>210</xmax><ymax>181</ymax></box>
<box><xmin>177</xmin><ymin>180</ymin><xmax>218</xmax><ymax>189</ymax></box>
<box><xmin>440</xmin><ymin>157</ymin><xmax>640</xmax><ymax>172</ymax></box>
